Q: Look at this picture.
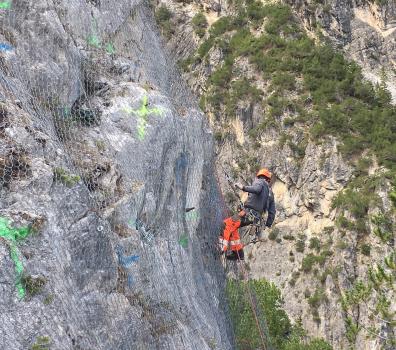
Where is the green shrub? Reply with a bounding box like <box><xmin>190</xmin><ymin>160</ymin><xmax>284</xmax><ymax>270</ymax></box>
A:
<box><xmin>21</xmin><ymin>275</ymin><xmax>46</xmax><ymax>297</ymax></box>
<box><xmin>210</xmin><ymin>58</ymin><xmax>234</xmax><ymax>88</ymax></box>
<box><xmin>43</xmin><ymin>294</ymin><xmax>54</xmax><ymax>305</ymax></box>
<box><xmin>198</xmin><ymin>37</ymin><xmax>215</xmax><ymax>58</ymax></box>
<box><xmin>209</xmin><ymin>16</ymin><xmax>233</xmax><ymax>36</ymax></box>
<box><xmin>360</xmin><ymin>243</ymin><xmax>371</xmax><ymax>256</ymax></box>
<box><xmin>319</xmin><ymin>267</ymin><xmax>334</xmax><ymax>284</ymax></box>
<box><xmin>269</xmin><ymin>227</ymin><xmax>280</xmax><ymax>240</ymax></box>
<box><xmin>155</xmin><ymin>5</ymin><xmax>173</xmax><ymax>38</ymax></box>
<box><xmin>226</xmin><ymin>278</ymin><xmax>332</xmax><ymax>350</ymax></box>
<box><xmin>332</xmin><ymin>183</ymin><xmax>380</xmax><ymax>220</ymax></box>
<box><xmin>283</xmin><ymin>338</ymin><xmax>333</xmax><ymax>350</ymax></box>
<box><xmin>283</xmin><ymin>234</ymin><xmax>295</xmax><ymax>240</ymax></box>
<box><xmin>31</xmin><ymin>336</ymin><xmax>51</xmax><ymax>350</ymax></box>
<box><xmin>345</xmin><ymin>317</ymin><xmax>359</xmax><ymax>344</ymax></box>
<box><xmin>289</xmin><ymin>140</ymin><xmax>307</xmax><ymax>159</ymax></box>
<box><xmin>192</xmin><ymin>12</ymin><xmax>208</xmax><ymax>37</ymax></box>
<box><xmin>246</xmin><ymin>0</ymin><xmax>266</xmax><ymax>21</ymax></box>
<box><xmin>54</xmin><ymin>167</ymin><xmax>80</xmax><ymax>187</ymax></box>
<box><xmin>283</xmin><ymin>118</ymin><xmax>295</xmax><ymax>127</ymax></box>
<box><xmin>231</xmin><ymin>78</ymin><xmax>262</xmax><ymax>101</ymax></box>
<box><xmin>372</xmin><ymin>214</ymin><xmax>394</xmax><ymax>244</ymax></box>
<box><xmin>308</xmin><ymin>287</ymin><xmax>327</xmax><ymax>309</ymax></box>
<box><xmin>301</xmin><ymin>254</ymin><xmax>317</xmax><ymax>272</ymax></box>
<box><xmin>301</xmin><ymin>251</ymin><xmax>331</xmax><ymax>272</ymax></box>
<box><xmin>263</xmin><ymin>4</ymin><xmax>293</xmax><ymax>34</ymax></box>
<box><xmin>295</xmin><ymin>239</ymin><xmax>305</xmax><ymax>253</ymax></box>
<box><xmin>226</xmin><ymin>278</ymin><xmax>291</xmax><ymax>349</ymax></box>
<box><xmin>309</xmin><ymin>237</ymin><xmax>321</xmax><ymax>252</ymax></box>
<box><xmin>178</xmin><ymin>56</ymin><xmax>196</xmax><ymax>72</ymax></box>
<box><xmin>335</xmin><ymin>240</ymin><xmax>348</xmax><ymax>250</ymax></box>
<box><xmin>155</xmin><ymin>5</ymin><xmax>172</xmax><ymax>22</ymax></box>
<box><xmin>271</xmin><ymin>72</ymin><xmax>296</xmax><ymax>91</ymax></box>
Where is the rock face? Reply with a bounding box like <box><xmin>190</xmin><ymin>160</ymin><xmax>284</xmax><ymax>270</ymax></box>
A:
<box><xmin>0</xmin><ymin>1</ymin><xmax>233</xmax><ymax>349</ymax></box>
<box><xmin>288</xmin><ymin>0</ymin><xmax>396</xmax><ymax>101</ymax></box>
<box><xmin>157</xmin><ymin>0</ymin><xmax>396</xmax><ymax>349</ymax></box>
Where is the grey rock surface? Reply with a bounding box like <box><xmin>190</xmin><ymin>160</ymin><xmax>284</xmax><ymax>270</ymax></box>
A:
<box><xmin>0</xmin><ymin>1</ymin><xmax>233</xmax><ymax>349</ymax></box>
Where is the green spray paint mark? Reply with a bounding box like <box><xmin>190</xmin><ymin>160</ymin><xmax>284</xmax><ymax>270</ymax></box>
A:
<box><xmin>185</xmin><ymin>211</ymin><xmax>199</xmax><ymax>222</ymax></box>
<box><xmin>87</xmin><ymin>17</ymin><xmax>101</xmax><ymax>48</ymax></box>
<box><xmin>105</xmin><ymin>43</ymin><xmax>115</xmax><ymax>54</ymax></box>
<box><xmin>0</xmin><ymin>1</ymin><xmax>11</xmax><ymax>9</ymax></box>
<box><xmin>0</xmin><ymin>217</ymin><xmax>31</xmax><ymax>298</ymax></box>
<box><xmin>123</xmin><ymin>95</ymin><xmax>163</xmax><ymax>140</ymax></box>
<box><xmin>87</xmin><ymin>35</ymin><xmax>101</xmax><ymax>48</ymax></box>
<box><xmin>86</xmin><ymin>17</ymin><xmax>116</xmax><ymax>54</ymax></box>
<box><xmin>179</xmin><ymin>234</ymin><xmax>188</xmax><ymax>248</ymax></box>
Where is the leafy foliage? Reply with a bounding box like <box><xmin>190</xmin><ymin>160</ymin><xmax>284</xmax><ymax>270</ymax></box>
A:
<box><xmin>191</xmin><ymin>12</ymin><xmax>207</xmax><ymax>37</ymax></box>
<box><xmin>301</xmin><ymin>251</ymin><xmax>332</xmax><ymax>272</ymax></box>
<box><xmin>54</xmin><ymin>167</ymin><xmax>81</xmax><ymax>187</ymax></box>
<box><xmin>155</xmin><ymin>5</ymin><xmax>173</xmax><ymax>38</ymax></box>
<box><xmin>187</xmin><ymin>0</ymin><xmax>396</xmax><ymax>182</ymax></box>
<box><xmin>226</xmin><ymin>278</ymin><xmax>332</xmax><ymax>349</ymax></box>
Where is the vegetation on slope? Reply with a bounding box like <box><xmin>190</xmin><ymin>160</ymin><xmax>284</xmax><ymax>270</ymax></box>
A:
<box><xmin>177</xmin><ymin>0</ymin><xmax>396</xmax><ymax>346</ymax></box>
<box><xmin>183</xmin><ymin>0</ymin><xmax>395</xmax><ymax>174</ymax></box>
<box><xmin>226</xmin><ymin>278</ymin><xmax>332</xmax><ymax>349</ymax></box>
<box><xmin>339</xmin><ymin>189</ymin><xmax>396</xmax><ymax>348</ymax></box>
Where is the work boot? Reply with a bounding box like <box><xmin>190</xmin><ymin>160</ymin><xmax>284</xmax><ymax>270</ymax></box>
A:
<box><xmin>226</xmin><ymin>250</ymin><xmax>244</xmax><ymax>260</ymax></box>
<box><xmin>225</xmin><ymin>250</ymin><xmax>237</xmax><ymax>260</ymax></box>
<box><xmin>252</xmin><ymin>228</ymin><xmax>264</xmax><ymax>243</ymax></box>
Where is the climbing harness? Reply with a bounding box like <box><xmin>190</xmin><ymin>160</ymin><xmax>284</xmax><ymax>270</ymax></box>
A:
<box><xmin>220</xmin><ymin>167</ymin><xmax>264</xmax><ymax>243</ymax></box>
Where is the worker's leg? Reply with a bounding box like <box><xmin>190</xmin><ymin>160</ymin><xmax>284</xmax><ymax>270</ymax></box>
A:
<box><xmin>229</xmin><ymin>225</ymin><xmax>244</xmax><ymax>260</ymax></box>
<box><xmin>219</xmin><ymin>215</ymin><xmax>241</xmax><ymax>253</ymax></box>
<box><xmin>238</xmin><ymin>209</ymin><xmax>253</xmax><ymax>228</ymax></box>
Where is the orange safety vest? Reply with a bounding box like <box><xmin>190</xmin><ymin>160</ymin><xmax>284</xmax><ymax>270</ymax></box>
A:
<box><xmin>219</xmin><ymin>217</ymin><xmax>243</xmax><ymax>252</ymax></box>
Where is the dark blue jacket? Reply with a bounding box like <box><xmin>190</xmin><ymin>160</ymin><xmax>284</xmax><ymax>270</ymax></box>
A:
<box><xmin>243</xmin><ymin>178</ymin><xmax>276</xmax><ymax>227</ymax></box>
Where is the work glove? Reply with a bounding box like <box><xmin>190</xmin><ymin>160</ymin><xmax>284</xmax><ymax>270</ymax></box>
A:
<box><xmin>234</xmin><ymin>182</ymin><xmax>244</xmax><ymax>190</ymax></box>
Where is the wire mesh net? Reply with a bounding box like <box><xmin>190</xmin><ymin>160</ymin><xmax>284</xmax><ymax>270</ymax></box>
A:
<box><xmin>0</xmin><ymin>0</ymin><xmax>287</xmax><ymax>349</ymax></box>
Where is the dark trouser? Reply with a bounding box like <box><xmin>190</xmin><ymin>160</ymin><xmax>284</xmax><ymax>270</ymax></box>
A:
<box><xmin>239</xmin><ymin>207</ymin><xmax>261</xmax><ymax>230</ymax></box>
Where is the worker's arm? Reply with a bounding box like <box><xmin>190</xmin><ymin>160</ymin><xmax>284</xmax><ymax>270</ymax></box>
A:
<box><xmin>242</xmin><ymin>181</ymin><xmax>263</xmax><ymax>194</ymax></box>
<box><xmin>265</xmin><ymin>197</ymin><xmax>276</xmax><ymax>227</ymax></box>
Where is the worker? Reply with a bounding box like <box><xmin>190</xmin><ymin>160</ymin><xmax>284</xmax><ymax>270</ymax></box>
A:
<box><xmin>219</xmin><ymin>168</ymin><xmax>276</xmax><ymax>260</ymax></box>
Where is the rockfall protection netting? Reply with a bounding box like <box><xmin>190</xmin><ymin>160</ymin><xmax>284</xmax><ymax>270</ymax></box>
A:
<box><xmin>0</xmin><ymin>0</ymin><xmax>276</xmax><ymax>349</ymax></box>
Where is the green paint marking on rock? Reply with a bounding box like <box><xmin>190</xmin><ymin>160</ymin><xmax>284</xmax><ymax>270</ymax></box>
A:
<box><xmin>87</xmin><ymin>17</ymin><xmax>101</xmax><ymax>48</ymax></box>
<box><xmin>0</xmin><ymin>217</ymin><xmax>31</xmax><ymax>298</ymax></box>
<box><xmin>185</xmin><ymin>211</ymin><xmax>198</xmax><ymax>221</ymax></box>
<box><xmin>105</xmin><ymin>42</ymin><xmax>115</xmax><ymax>54</ymax></box>
<box><xmin>86</xmin><ymin>17</ymin><xmax>115</xmax><ymax>54</ymax></box>
<box><xmin>0</xmin><ymin>1</ymin><xmax>11</xmax><ymax>9</ymax></box>
<box><xmin>87</xmin><ymin>35</ymin><xmax>101</xmax><ymax>48</ymax></box>
<box><xmin>123</xmin><ymin>95</ymin><xmax>164</xmax><ymax>140</ymax></box>
<box><xmin>179</xmin><ymin>235</ymin><xmax>188</xmax><ymax>248</ymax></box>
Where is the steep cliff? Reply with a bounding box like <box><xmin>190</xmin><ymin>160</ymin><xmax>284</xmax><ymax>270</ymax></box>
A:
<box><xmin>287</xmin><ymin>0</ymin><xmax>396</xmax><ymax>101</ymax></box>
<box><xmin>0</xmin><ymin>1</ymin><xmax>234</xmax><ymax>349</ymax></box>
<box><xmin>155</xmin><ymin>0</ymin><xmax>396</xmax><ymax>349</ymax></box>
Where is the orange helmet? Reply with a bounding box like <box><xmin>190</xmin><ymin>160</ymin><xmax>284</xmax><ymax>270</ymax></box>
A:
<box><xmin>257</xmin><ymin>168</ymin><xmax>271</xmax><ymax>179</ymax></box>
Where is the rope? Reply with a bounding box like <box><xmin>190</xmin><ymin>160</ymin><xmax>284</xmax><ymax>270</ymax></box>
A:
<box><xmin>214</xmin><ymin>162</ymin><xmax>269</xmax><ymax>349</ymax></box>
<box><xmin>237</xmin><ymin>249</ymin><xmax>268</xmax><ymax>350</ymax></box>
